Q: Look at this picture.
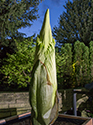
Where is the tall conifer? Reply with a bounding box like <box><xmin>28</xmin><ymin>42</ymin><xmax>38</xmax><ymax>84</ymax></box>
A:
<box><xmin>73</xmin><ymin>41</ymin><xmax>89</xmax><ymax>87</ymax></box>
<box><xmin>56</xmin><ymin>43</ymin><xmax>72</xmax><ymax>88</ymax></box>
<box><xmin>89</xmin><ymin>41</ymin><xmax>93</xmax><ymax>82</ymax></box>
<box><xmin>0</xmin><ymin>0</ymin><xmax>43</xmax><ymax>39</ymax></box>
<box><xmin>53</xmin><ymin>0</ymin><xmax>93</xmax><ymax>47</ymax></box>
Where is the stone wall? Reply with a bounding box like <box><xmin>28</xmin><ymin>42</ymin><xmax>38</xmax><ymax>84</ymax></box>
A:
<box><xmin>0</xmin><ymin>92</ymin><xmax>31</xmax><ymax>119</ymax></box>
<box><xmin>0</xmin><ymin>88</ymin><xmax>93</xmax><ymax>119</ymax></box>
<box><xmin>0</xmin><ymin>90</ymin><xmax>74</xmax><ymax>119</ymax></box>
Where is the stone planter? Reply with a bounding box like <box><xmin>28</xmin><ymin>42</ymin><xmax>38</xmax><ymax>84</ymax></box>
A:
<box><xmin>0</xmin><ymin>112</ymin><xmax>93</xmax><ymax>125</ymax></box>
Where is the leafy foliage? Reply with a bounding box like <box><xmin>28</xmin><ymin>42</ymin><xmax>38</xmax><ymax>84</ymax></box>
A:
<box><xmin>0</xmin><ymin>38</ymin><xmax>35</xmax><ymax>88</ymax></box>
<box><xmin>89</xmin><ymin>41</ymin><xmax>93</xmax><ymax>82</ymax></box>
<box><xmin>0</xmin><ymin>0</ymin><xmax>43</xmax><ymax>63</ymax></box>
<box><xmin>56</xmin><ymin>41</ymin><xmax>91</xmax><ymax>89</ymax></box>
<box><xmin>73</xmin><ymin>41</ymin><xmax>89</xmax><ymax>87</ymax></box>
<box><xmin>1</xmin><ymin>40</ymin><xmax>93</xmax><ymax>89</ymax></box>
<box><xmin>56</xmin><ymin>43</ymin><xmax>72</xmax><ymax>89</ymax></box>
<box><xmin>53</xmin><ymin>0</ymin><xmax>93</xmax><ymax>47</ymax></box>
<box><xmin>0</xmin><ymin>0</ymin><xmax>43</xmax><ymax>39</ymax></box>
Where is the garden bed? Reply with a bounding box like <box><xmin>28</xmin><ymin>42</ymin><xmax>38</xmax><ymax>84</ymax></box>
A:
<box><xmin>53</xmin><ymin>114</ymin><xmax>93</xmax><ymax>125</ymax></box>
<box><xmin>0</xmin><ymin>112</ymin><xmax>92</xmax><ymax>125</ymax></box>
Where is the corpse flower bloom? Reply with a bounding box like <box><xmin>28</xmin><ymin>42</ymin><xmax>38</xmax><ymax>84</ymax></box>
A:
<box><xmin>29</xmin><ymin>9</ymin><xmax>59</xmax><ymax>125</ymax></box>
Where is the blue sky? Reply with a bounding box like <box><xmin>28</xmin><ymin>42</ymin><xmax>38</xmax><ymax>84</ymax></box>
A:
<box><xmin>18</xmin><ymin>0</ymin><xmax>72</xmax><ymax>37</ymax></box>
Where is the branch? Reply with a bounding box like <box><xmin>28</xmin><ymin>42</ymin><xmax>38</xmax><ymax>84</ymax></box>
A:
<box><xmin>22</xmin><ymin>70</ymin><xmax>27</xmax><ymax>76</ymax></box>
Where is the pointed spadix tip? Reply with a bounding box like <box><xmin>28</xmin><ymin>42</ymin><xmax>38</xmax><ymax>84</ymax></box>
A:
<box><xmin>44</xmin><ymin>9</ymin><xmax>49</xmax><ymax>21</ymax></box>
<box><xmin>40</xmin><ymin>8</ymin><xmax>51</xmax><ymax>35</ymax></box>
<box><xmin>46</xmin><ymin>9</ymin><xmax>49</xmax><ymax>13</ymax></box>
<box><xmin>45</xmin><ymin>9</ymin><xmax>49</xmax><ymax>18</ymax></box>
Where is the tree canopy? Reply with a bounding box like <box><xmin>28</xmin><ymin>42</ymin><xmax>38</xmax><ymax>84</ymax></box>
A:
<box><xmin>0</xmin><ymin>0</ymin><xmax>43</xmax><ymax>39</ymax></box>
<box><xmin>1</xmin><ymin>40</ymin><xmax>93</xmax><ymax>90</ymax></box>
<box><xmin>0</xmin><ymin>0</ymin><xmax>42</xmax><ymax>61</ymax></box>
<box><xmin>0</xmin><ymin>38</ymin><xmax>35</xmax><ymax>88</ymax></box>
<box><xmin>53</xmin><ymin>0</ymin><xmax>93</xmax><ymax>47</ymax></box>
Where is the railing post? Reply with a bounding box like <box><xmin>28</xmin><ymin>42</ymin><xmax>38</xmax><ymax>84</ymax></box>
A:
<box><xmin>73</xmin><ymin>89</ymin><xmax>77</xmax><ymax>116</ymax></box>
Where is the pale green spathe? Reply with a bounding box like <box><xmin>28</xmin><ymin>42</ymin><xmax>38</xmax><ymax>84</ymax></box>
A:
<box><xmin>29</xmin><ymin>9</ymin><xmax>58</xmax><ymax>125</ymax></box>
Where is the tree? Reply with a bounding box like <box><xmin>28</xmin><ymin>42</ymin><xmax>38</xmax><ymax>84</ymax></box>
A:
<box><xmin>73</xmin><ymin>41</ymin><xmax>89</xmax><ymax>87</ymax></box>
<box><xmin>56</xmin><ymin>49</ymin><xmax>67</xmax><ymax>88</ymax></box>
<box><xmin>81</xmin><ymin>43</ymin><xmax>90</xmax><ymax>84</ymax></box>
<box><xmin>0</xmin><ymin>38</ymin><xmax>35</xmax><ymax>88</ymax></box>
<box><xmin>0</xmin><ymin>0</ymin><xmax>43</xmax><ymax>39</ymax></box>
<box><xmin>53</xmin><ymin>0</ymin><xmax>93</xmax><ymax>47</ymax></box>
<box><xmin>56</xmin><ymin>40</ymin><xmax>91</xmax><ymax>89</ymax></box>
<box><xmin>56</xmin><ymin>43</ymin><xmax>72</xmax><ymax>89</ymax></box>
<box><xmin>0</xmin><ymin>0</ymin><xmax>43</xmax><ymax>61</ymax></box>
<box><xmin>89</xmin><ymin>41</ymin><xmax>93</xmax><ymax>82</ymax></box>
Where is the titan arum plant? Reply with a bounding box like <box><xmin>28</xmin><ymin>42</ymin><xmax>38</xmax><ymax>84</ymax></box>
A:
<box><xmin>29</xmin><ymin>9</ymin><xmax>59</xmax><ymax>125</ymax></box>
